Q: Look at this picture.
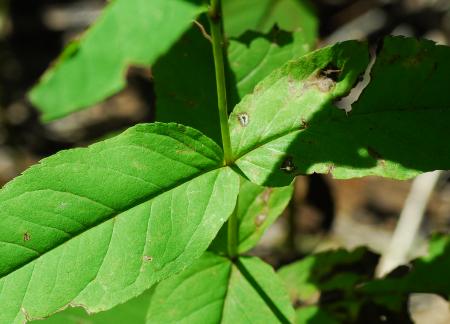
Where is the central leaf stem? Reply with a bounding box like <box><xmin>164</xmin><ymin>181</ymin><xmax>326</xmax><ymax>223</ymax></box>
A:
<box><xmin>208</xmin><ymin>0</ymin><xmax>238</xmax><ymax>258</ymax></box>
<box><xmin>208</xmin><ymin>0</ymin><xmax>232</xmax><ymax>165</ymax></box>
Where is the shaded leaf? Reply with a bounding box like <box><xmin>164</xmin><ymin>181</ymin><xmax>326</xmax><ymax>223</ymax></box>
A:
<box><xmin>33</xmin><ymin>290</ymin><xmax>152</xmax><ymax>324</ymax></box>
<box><xmin>352</xmin><ymin>236</ymin><xmax>450</xmax><ymax>320</ymax></box>
<box><xmin>296</xmin><ymin>306</ymin><xmax>339</xmax><ymax>324</ymax></box>
<box><xmin>228</xmin><ymin>28</ymin><xmax>316</xmax><ymax>106</ymax></box>
<box><xmin>229</xmin><ymin>36</ymin><xmax>450</xmax><ymax>186</ymax></box>
<box><xmin>146</xmin><ymin>252</ymin><xmax>295</xmax><ymax>323</ymax></box>
<box><xmin>154</xmin><ymin>24</ymin><xmax>316</xmax><ymax>144</ymax></box>
<box><xmin>29</xmin><ymin>0</ymin><xmax>206</xmax><ymax>121</ymax></box>
<box><xmin>153</xmin><ymin>21</ymin><xmax>220</xmax><ymax>143</ymax></box>
<box><xmin>278</xmin><ymin>247</ymin><xmax>378</xmax><ymax>303</ymax></box>
<box><xmin>0</xmin><ymin>123</ymin><xmax>239</xmax><ymax>323</ymax></box>
<box><xmin>278</xmin><ymin>247</ymin><xmax>385</xmax><ymax>323</ymax></box>
<box><xmin>277</xmin><ymin>236</ymin><xmax>450</xmax><ymax>323</ymax></box>
<box><xmin>363</xmin><ymin>234</ymin><xmax>450</xmax><ymax>298</ymax></box>
<box><xmin>222</xmin><ymin>0</ymin><xmax>318</xmax><ymax>38</ymax></box>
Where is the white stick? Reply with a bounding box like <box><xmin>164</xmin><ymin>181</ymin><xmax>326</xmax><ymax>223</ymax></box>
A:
<box><xmin>376</xmin><ymin>170</ymin><xmax>442</xmax><ymax>277</ymax></box>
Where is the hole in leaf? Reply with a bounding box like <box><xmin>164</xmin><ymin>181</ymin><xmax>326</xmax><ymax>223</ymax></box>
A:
<box><xmin>319</xmin><ymin>63</ymin><xmax>342</xmax><ymax>82</ymax></box>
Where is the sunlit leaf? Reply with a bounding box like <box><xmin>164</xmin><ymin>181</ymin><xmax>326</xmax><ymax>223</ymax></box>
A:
<box><xmin>146</xmin><ymin>252</ymin><xmax>295</xmax><ymax>323</ymax></box>
<box><xmin>0</xmin><ymin>123</ymin><xmax>239</xmax><ymax>323</ymax></box>
<box><xmin>29</xmin><ymin>0</ymin><xmax>206</xmax><ymax>121</ymax></box>
<box><xmin>210</xmin><ymin>177</ymin><xmax>293</xmax><ymax>254</ymax></box>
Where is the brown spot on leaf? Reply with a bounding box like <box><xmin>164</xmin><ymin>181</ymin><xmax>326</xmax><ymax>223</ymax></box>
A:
<box><xmin>316</xmin><ymin>77</ymin><xmax>335</xmax><ymax>92</ymax></box>
<box><xmin>254</xmin><ymin>214</ymin><xmax>267</xmax><ymax>227</ymax></box>
<box><xmin>300</xmin><ymin>118</ymin><xmax>309</xmax><ymax>130</ymax></box>
<box><xmin>143</xmin><ymin>255</ymin><xmax>153</xmax><ymax>262</ymax></box>
<box><xmin>261</xmin><ymin>188</ymin><xmax>272</xmax><ymax>203</ymax></box>
<box><xmin>23</xmin><ymin>232</ymin><xmax>31</xmax><ymax>241</ymax></box>
<box><xmin>303</xmin><ymin>70</ymin><xmax>336</xmax><ymax>93</ymax></box>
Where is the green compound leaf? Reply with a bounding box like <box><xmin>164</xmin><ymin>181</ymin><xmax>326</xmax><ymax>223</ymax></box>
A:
<box><xmin>229</xmin><ymin>36</ymin><xmax>450</xmax><ymax>186</ymax></box>
<box><xmin>222</xmin><ymin>0</ymin><xmax>318</xmax><ymax>38</ymax></box>
<box><xmin>146</xmin><ymin>252</ymin><xmax>295</xmax><ymax>323</ymax></box>
<box><xmin>33</xmin><ymin>290</ymin><xmax>152</xmax><ymax>324</ymax></box>
<box><xmin>0</xmin><ymin>123</ymin><xmax>239</xmax><ymax>323</ymax></box>
<box><xmin>210</xmin><ymin>177</ymin><xmax>293</xmax><ymax>254</ymax></box>
<box><xmin>29</xmin><ymin>0</ymin><xmax>206</xmax><ymax>121</ymax></box>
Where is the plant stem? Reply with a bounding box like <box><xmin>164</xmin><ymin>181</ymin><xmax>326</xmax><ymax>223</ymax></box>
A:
<box><xmin>208</xmin><ymin>0</ymin><xmax>232</xmax><ymax>165</ymax></box>
<box><xmin>209</xmin><ymin>0</ymin><xmax>237</xmax><ymax>257</ymax></box>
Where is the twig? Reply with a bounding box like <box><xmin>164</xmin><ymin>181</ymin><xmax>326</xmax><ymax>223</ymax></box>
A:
<box><xmin>376</xmin><ymin>171</ymin><xmax>442</xmax><ymax>277</ymax></box>
<box><xmin>193</xmin><ymin>20</ymin><xmax>212</xmax><ymax>43</ymax></box>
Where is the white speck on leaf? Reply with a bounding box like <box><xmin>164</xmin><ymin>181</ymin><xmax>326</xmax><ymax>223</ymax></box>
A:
<box><xmin>237</xmin><ymin>113</ymin><xmax>249</xmax><ymax>127</ymax></box>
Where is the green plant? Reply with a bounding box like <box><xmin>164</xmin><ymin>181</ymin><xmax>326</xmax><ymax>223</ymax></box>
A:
<box><xmin>1</xmin><ymin>0</ymin><xmax>450</xmax><ymax>323</ymax></box>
